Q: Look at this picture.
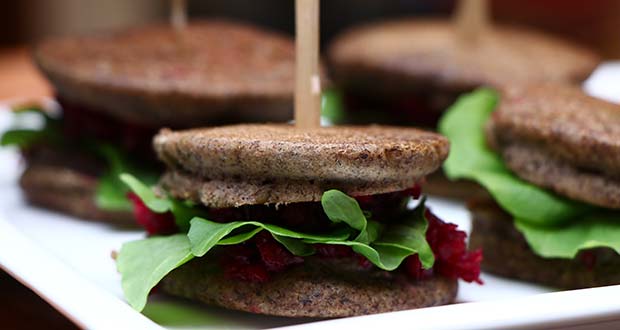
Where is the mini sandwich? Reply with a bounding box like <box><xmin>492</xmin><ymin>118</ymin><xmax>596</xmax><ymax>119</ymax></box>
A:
<box><xmin>327</xmin><ymin>20</ymin><xmax>599</xmax><ymax>198</ymax></box>
<box><xmin>0</xmin><ymin>20</ymin><xmax>296</xmax><ymax>222</ymax></box>
<box><xmin>440</xmin><ymin>86</ymin><xmax>620</xmax><ymax>288</ymax></box>
<box><xmin>116</xmin><ymin>124</ymin><xmax>482</xmax><ymax>317</ymax></box>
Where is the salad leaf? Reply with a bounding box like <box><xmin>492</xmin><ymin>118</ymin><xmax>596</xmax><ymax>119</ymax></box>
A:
<box><xmin>95</xmin><ymin>145</ymin><xmax>159</xmax><ymax>212</ymax></box>
<box><xmin>188</xmin><ymin>218</ymin><xmax>350</xmax><ymax>257</ymax></box>
<box><xmin>117</xmin><ymin>234</ymin><xmax>194</xmax><ymax>311</ymax></box>
<box><xmin>120</xmin><ymin>174</ymin><xmax>201</xmax><ymax>231</ymax></box>
<box><xmin>321</xmin><ymin>89</ymin><xmax>346</xmax><ymax>124</ymax></box>
<box><xmin>439</xmin><ymin>88</ymin><xmax>620</xmax><ymax>258</ymax></box>
<box><xmin>515</xmin><ymin>212</ymin><xmax>620</xmax><ymax>259</ymax></box>
<box><xmin>438</xmin><ymin>89</ymin><xmax>592</xmax><ymax>226</ymax></box>
<box><xmin>1</xmin><ymin>107</ymin><xmax>61</xmax><ymax>148</ymax></box>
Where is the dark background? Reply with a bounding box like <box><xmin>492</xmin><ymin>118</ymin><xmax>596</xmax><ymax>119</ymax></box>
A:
<box><xmin>1</xmin><ymin>0</ymin><xmax>619</xmax><ymax>57</ymax></box>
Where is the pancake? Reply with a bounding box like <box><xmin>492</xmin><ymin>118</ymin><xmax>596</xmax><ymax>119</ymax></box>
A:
<box><xmin>154</xmin><ymin>124</ymin><xmax>449</xmax><ymax>207</ymax></box>
<box><xmin>35</xmin><ymin>20</ymin><xmax>296</xmax><ymax>127</ymax></box>
<box><xmin>161</xmin><ymin>253</ymin><xmax>457</xmax><ymax>317</ymax></box>
<box><xmin>489</xmin><ymin>84</ymin><xmax>620</xmax><ymax>208</ymax></box>
<box><xmin>328</xmin><ymin>20</ymin><xmax>599</xmax><ymax>95</ymax></box>
<box><xmin>20</xmin><ymin>163</ymin><xmax>133</xmax><ymax>224</ymax></box>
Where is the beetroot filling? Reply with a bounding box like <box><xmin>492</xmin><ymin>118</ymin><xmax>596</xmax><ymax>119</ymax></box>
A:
<box><xmin>58</xmin><ymin>97</ymin><xmax>158</xmax><ymax>158</ymax></box>
<box><xmin>344</xmin><ymin>92</ymin><xmax>443</xmax><ymax>127</ymax></box>
<box><xmin>128</xmin><ymin>185</ymin><xmax>483</xmax><ymax>284</ymax></box>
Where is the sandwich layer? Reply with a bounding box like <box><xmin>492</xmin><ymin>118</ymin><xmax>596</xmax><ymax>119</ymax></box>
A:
<box><xmin>328</xmin><ymin>20</ymin><xmax>598</xmax><ymax>94</ymax></box>
<box><xmin>489</xmin><ymin>84</ymin><xmax>620</xmax><ymax>208</ymax></box>
<box><xmin>469</xmin><ymin>199</ymin><xmax>620</xmax><ymax>288</ymax></box>
<box><xmin>161</xmin><ymin>254</ymin><xmax>457</xmax><ymax>317</ymax></box>
<box><xmin>20</xmin><ymin>157</ymin><xmax>133</xmax><ymax>224</ymax></box>
<box><xmin>35</xmin><ymin>20</ymin><xmax>295</xmax><ymax>127</ymax></box>
<box><xmin>154</xmin><ymin>124</ymin><xmax>449</xmax><ymax>206</ymax></box>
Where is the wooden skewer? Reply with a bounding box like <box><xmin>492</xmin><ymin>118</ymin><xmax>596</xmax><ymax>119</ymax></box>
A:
<box><xmin>295</xmin><ymin>0</ymin><xmax>321</xmax><ymax>129</ymax></box>
<box><xmin>170</xmin><ymin>0</ymin><xmax>188</xmax><ymax>31</ymax></box>
<box><xmin>454</xmin><ymin>0</ymin><xmax>489</xmax><ymax>42</ymax></box>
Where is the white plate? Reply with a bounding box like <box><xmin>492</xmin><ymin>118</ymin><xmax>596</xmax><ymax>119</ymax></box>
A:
<box><xmin>1</xmin><ymin>62</ymin><xmax>620</xmax><ymax>330</ymax></box>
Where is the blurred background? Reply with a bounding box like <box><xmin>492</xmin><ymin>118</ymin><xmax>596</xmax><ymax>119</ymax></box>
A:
<box><xmin>1</xmin><ymin>0</ymin><xmax>619</xmax><ymax>55</ymax></box>
<box><xmin>1</xmin><ymin>0</ymin><xmax>619</xmax><ymax>100</ymax></box>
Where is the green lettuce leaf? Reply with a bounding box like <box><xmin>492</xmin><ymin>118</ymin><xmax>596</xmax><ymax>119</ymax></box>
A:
<box><xmin>438</xmin><ymin>89</ymin><xmax>591</xmax><ymax>226</ymax></box>
<box><xmin>1</xmin><ymin>107</ymin><xmax>158</xmax><ymax>212</ymax></box>
<box><xmin>321</xmin><ymin>89</ymin><xmax>346</xmax><ymax>124</ymax></box>
<box><xmin>187</xmin><ymin>218</ymin><xmax>350</xmax><ymax>257</ymax></box>
<box><xmin>439</xmin><ymin>88</ymin><xmax>620</xmax><ymax>258</ymax></box>
<box><xmin>1</xmin><ymin>107</ymin><xmax>62</xmax><ymax>148</ymax></box>
<box><xmin>120</xmin><ymin>173</ymin><xmax>203</xmax><ymax>231</ymax></box>
<box><xmin>94</xmin><ymin>145</ymin><xmax>159</xmax><ymax>212</ymax></box>
<box><xmin>116</xmin><ymin>234</ymin><xmax>194</xmax><ymax>311</ymax></box>
<box><xmin>515</xmin><ymin>212</ymin><xmax>620</xmax><ymax>259</ymax></box>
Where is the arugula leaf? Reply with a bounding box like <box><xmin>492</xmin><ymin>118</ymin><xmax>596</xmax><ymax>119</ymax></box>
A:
<box><xmin>94</xmin><ymin>145</ymin><xmax>159</xmax><ymax>211</ymax></box>
<box><xmin>321</xmin><ymin>189</ymin><xmax>382</xmax><ymax>243</ymax></box>
<box><xmin>321</xmin><ymin>89</ymin><xmax>346</xmax><ymax>124</ymax></box>
<box><xmin>439</xmin><ymin>89</ymin><xmax>620</xmax><ymax>258</ymax></box>
<box><xmin>120</xmin><ymin>174</ymin><xmax>200</xmax><ymax>231</ymax></box>
<box><xmin>1</xmin><ymin>107</ymin><xmax>62</xmax><ymax>148</ymax></box>
<box><xmin>187</xmin><ymin>217</ymin><xmax>350</xmax><ymax>257</ymax></box>
<box><xmin>439</xmin><ymin>89</ymin><xmax>592</xmax><ymax>226</ymax></box>
<box><xmin>117</xmin><ymin>234</ymin><xmax>194</xmax><ymax>311</ymax></box>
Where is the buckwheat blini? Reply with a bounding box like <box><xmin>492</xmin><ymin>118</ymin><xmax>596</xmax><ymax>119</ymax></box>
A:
<box><xmin>116</xmin><ymin>124</ymin><xmax>482</xmax><ymax>317</ymax></box>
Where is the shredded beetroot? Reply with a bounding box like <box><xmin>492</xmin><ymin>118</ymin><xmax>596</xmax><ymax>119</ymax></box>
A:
<box><xmin>224</xmin><ymin>262</ymin><xmax>270</xmax><ymax>283</ymax></box>
<box><xmin>424</xmin><ymin>210</ymin><xmax>483</xmax><ymax>284</ymax></box>
<box><xmin>254</xmin><ymin>232</ymin><xmax>304</xmax><ymax>272</ymax></box>
<box><xmin>315</xmin><ymin>244</ymin><xmax>354</xmax><ymax>258</ymax></box>
<box><xmin>59</xmin><ymin>98</ymin><xmax>156</xmax><ymax>156</ymax></box>
<box><xmin>221</xmin><ymin>233</ymin><xmax>304</xmax><ymax>283</ymax></box>
<box><xmin>127</xmin><ymin>192</ymin><xmax>178</xmax><ymax>235</ymax></box>
<box><xmin>579</xmin><ymin>251</ymin><xmax>597</xmax><ymax>270</ymax></box>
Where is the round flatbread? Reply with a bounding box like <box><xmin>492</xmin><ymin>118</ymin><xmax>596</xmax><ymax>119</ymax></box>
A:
<box><xmin>34</xmin><ymin>20</ymin><xmax>295</xmax><ymax>127</ymax></box>
<box><xmin>161</xmin><ymin>255</ymin><xmax>457</xmax><ymax>317</ymax></box>
<box><xmin>154</xmin><ymin>124</ymin><xmax>449</xmax><ymax>207</ymax></box>
<box><xmin>489</xmin><ymin>84</ymin><xmax>620</xmax><ymax>209</ymax></box>
<box><xmin>20</xmin><ymin>163</ymin><xmax>134</xmax><ymax>224</ymax></box>
<box><xmin>329</xmin><ymin>20</ymin><xmax>598</xmax><ymax>94</ymax></box>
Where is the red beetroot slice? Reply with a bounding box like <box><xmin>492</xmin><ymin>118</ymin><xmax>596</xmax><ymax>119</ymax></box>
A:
<box><xmin>315</xmin><ymin>244</ymin><xmax>354</xmax><ymax>258</ymax></box>
<box><xmin>223</xmin><ymin>263</ymin><xmax>270</xmax><ymax>283</ymax></box>
<box><xmin>254</xmin><ymin>232</ymin><xmax>303</xmax><ymax>272</ymax></box>
<box><xmin>127</xmin><ymin>192</ymin><xmax>178</xmax><ymax>235</ymax></box>
<box><xmin>425</xmin><ymin>210</ymin><xmax>483</xmax><ymax>284</ymax></box>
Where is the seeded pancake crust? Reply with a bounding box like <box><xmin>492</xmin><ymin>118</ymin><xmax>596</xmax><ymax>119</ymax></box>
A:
<box><xmin>161</xmin><ymin>254</ymin><xmax>457</xmax><ymax>317</ymax></box>
<box><xmin>34</xmin><ymin>20</ymin><xmax>296</xmax><ymax>127</ymax></box>
<box><xmin>489</xmin><ymin>84</ymin><xmax>620</xmax><ymax>208</ymax></box>
<box><xmin>328</xmin><ymin>20</ymin><xmax>598</xmax><ymax>94</ymax></box>
<box><xmin>154</xmin><ymin>124</ymin><xmax>449</xmax><ymax>206</ymax></box>
<box><xmin>20</xmin><ymin>163</ymin><xmax>133</xmax><ymax>224</ymax></box>
<box><xmin>469</xmin><ymin>199</ymin><xmax>620</xmax><ymax>289</ymax></box>
<box><xmin>160</xmin><ymin>170</ymin><xmax>419</xmax><ymax>208</ymax></box>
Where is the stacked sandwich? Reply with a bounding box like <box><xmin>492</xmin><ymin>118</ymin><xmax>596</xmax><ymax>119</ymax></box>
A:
<box><xmin>440</xmin><ymin>86</ymin><xmax>620</xmax><ymax>288</ymax></box>
<box><xmin>1</xmin><ymin>21</ymin><xmax>296</xmax><ymax>222</ymax></box>
<box><xmin>327</xmin><ymin>20</ymin><xmax>599</xmax><ymax>128</ymax></box>
<box><xmin>116</xmin><ymin>124</ymin><xmax>482</xmax><ymax>316</ymax></box>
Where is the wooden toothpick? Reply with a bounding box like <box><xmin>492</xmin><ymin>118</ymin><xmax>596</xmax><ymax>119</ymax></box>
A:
<box><xmin>454</xmin><ymin>0</ymin><xmax>489</xmax><ymax>42</ymax></box>
<box><xmin>295</xmin><ymin>0</ymin><xmax>321</xmax><ymax>129</ymax></box>
<box><xmin>170</xmin><ymin>0</ymin><xmax>188</xmax><ymax>31</ymax></box>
